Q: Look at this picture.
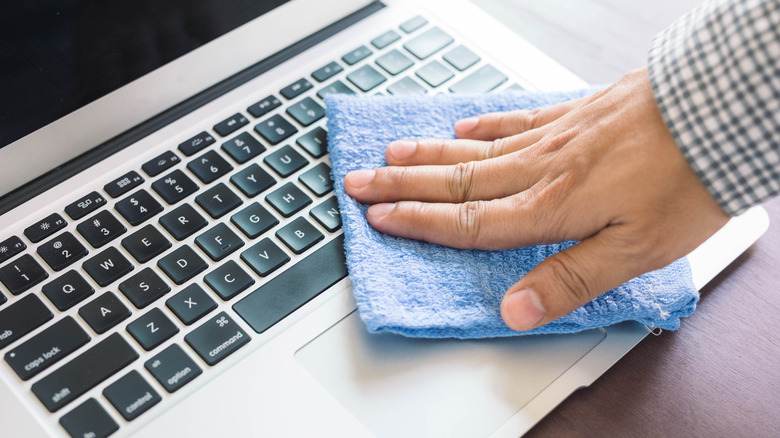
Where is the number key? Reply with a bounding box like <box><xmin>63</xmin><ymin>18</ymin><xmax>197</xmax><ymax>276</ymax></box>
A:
<box><xmin>0</xmin><ymin>255</ymin><xmax>49</xmax><ymax>295</ymax></box>
<box><xmin>187</xmin><ymin>150</ymin><xmax>233</xmax><ymax>184</ymax></box>
<box><xmin>77</xmin><ymin>210</ymin><xmax>126</xmax><ymax>248</ymax></box>
<box><xmin>152</xmin><ymin>169</ymin><xmax>199</xmax><ymax>205</ymax></box>
<box><xmin>115</xmin><ymin>189</ymin><xmax>163</xmax><ymax>226</ymax></box>
<box><xmin>37</xmin><ymin>232</ymin><xmax>88</xmax><ymax>271</ymax></box>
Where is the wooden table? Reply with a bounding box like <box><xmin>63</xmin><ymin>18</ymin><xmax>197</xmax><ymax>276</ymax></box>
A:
<box><xmin>473</xmin><ymin>1</ymin><xmax>780</xmax><ymax>435</ymax></box>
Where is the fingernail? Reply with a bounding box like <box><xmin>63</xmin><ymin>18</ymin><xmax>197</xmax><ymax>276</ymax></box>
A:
<box><xmin>454</xmin><ymin>117</ymin><xmax>479</xmax><ymax>132</ymax></box>
<box><xmin>388</xmin><ymin>140</ymin><xmax>417</xmax><ymax>160</ymax></box>
<box><xmin>502</xmin><ymin>289</ymin><xmax>546</xmax><ymax>331</ymax></box>
<box><xmin>367</xmin><ymin>203</ymin><xmax>395</xmax><ymax>219</ymax></box>
<box><xmin>345</xmin><ymin>169</ymin><xmax>375</xmax><ymax>189</ymax></box>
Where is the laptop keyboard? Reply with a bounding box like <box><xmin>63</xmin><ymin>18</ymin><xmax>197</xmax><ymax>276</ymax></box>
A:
<box><xmin>0</xmin><ymin>15</ymin><xmax>517</xmax><ymax>437</ymax></box>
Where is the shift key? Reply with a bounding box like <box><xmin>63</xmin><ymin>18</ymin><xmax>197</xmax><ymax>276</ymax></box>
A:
<box><xmin>185</xmin><ymin>312</ymin><xmax>250</xmax><ymax>366</ymax></box>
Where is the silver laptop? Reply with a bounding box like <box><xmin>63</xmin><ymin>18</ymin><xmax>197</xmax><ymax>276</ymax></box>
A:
<box><xmin>0</xmin><ymin>0</ymin><xmax>769</xmax><ymax>436</ymax></box>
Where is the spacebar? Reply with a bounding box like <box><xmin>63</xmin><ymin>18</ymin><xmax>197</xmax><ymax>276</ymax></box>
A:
<box><xmin>233</xmin><ymin>235</ymin><xmax>347</xmax><ymax>333</ymax></box>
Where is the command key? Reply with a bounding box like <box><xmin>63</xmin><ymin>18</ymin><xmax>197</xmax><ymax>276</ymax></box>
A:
<box><xmin>184</xmin><ymin>312</ymin><xmax>250</xmax><ymax>366</ymax></box>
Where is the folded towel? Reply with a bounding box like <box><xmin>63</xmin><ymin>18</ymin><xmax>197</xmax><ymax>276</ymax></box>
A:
<box><xmin>325</xmin><ymin>91</ymin><xmax>698</xmax><ymax>339</ymax></box>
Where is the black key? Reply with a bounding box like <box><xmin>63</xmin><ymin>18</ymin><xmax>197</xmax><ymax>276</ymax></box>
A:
<box><xmin>221</xmin><ymin>132</ymin><xmax>266</xmax><ymax>164</ymax></box>
<box><xmin>145</xmin><ymin>344</ymin><xmax>202</xmax><ymax>393</ymax></box>
<box><xmin>142</xmin><ymin>150</ymin><xmax>181</xmax><ymax>177</ymax></box>
<box><xmin>78</xmin><ymin>292</ymin><xmax>131</xmax><ymax>334</ymax></box>
<box><xmin>372</xmin><ymin>30</ymin><xmax>401</xmax><ymax>49</ymax></box>
<box><xmin>59</xmin><ymin>398</ymin><xmax>119</xmax><ymax>438</ymax></box>
<box><xmin>346</xmin><ymin>64</ymin><xmax>386</xmax><ymax>92</ymax></box>
<box><xmin>42</xmin><ymin>270</ymin><xmax>94</xmax><ymax>311</ymax></box>
<box><xmin>296</xmin><ymin>127</ymin><xmax>328</xmax><ymax>158</ymax></box>
<box><xmin>187</xmin><ymin>150</ymin><xmax>233</xmax><ymax>184</ymax></box>
<box><xmin>280</xmin><ymin>78</ymin><xmax>313</xmax><ymax>100</ymax></box>
<box><xmin>0</xmin><ymin>292</ymin><xmax>4</xmax><ymax>305</ymax></box>
<box><xmin>254</xmin><ymin>114</ymin><xmax>298</xmax><ymax>145</ymax></box>
<box><xmin>443</xmin><ymin>44</ymin><xmax>481</xmax><ymax>71</ymax></box>
<box><xmin>152</xmin><ymin>169</ymin><xmax>199</xmax><ymax>205</ymax></box>
<box><xmin>121</xmin><ymin>225</ymin><xmax>172</xmax><ymax>263</ymax></box>
<box><xmin>104</xmin><ymin>171</ymin><xmax>144</xmax><ymax>199</ymax></box>
<box><xmin>213</xmin><ymin>112</ymin><xmax>249</xmax><ymax>137</ymax></box>
<box><xmin>376</xmin><ymin>49</ymin><xmax>414</xmax><ymax>75</ymax></box>
<box><xmin>234</xmin><ymin>235</ymin><xmax>347</xmax><ymax>333</ymax></box>
<box><xmin>159</xmin><ymin>203</ymin><xmax>208</xmax><ymax>241</ymax></box>
<box><xmin>37</xmin><ymin>232</ymin><xmax>88</xmax><ymax>271</ymax></box>
<box><xmin>126</xmin><ymin>308</ymin><xmax>179</xmax><ymax>351</ymax></box>
<box><xmin>286</xmin><ymin>97</ymin><xmax>325</xmax><ymax>126</ymax></box>
<box><xmin>266</xmin><ymin>182</ymin><xmax>312</xmax><ymax>217</ymax></box>
<box><xmin>299</xmin><ymin>163</ymin><xmax>333</xmax><ymax>196</ymax></box>
<box><xmin>230</xmin><ymin>203</ymin><xmax>278</xmax><ymax>239</ymax></box>
<box><xmin>316</xmin><ymin>80</ymin><xmax>356</xmax><ymax>99</ymax></box>
<box><xmin>0</xmin><ymin>295</ymin><xmax>53</xmax><ymax>349</ymax></box>
<box><xmin>263</xmin><ymin>145</ymin><xmax>309</xmax><ymax>178</ymax></box>
<box><xmin>115</xmin><ymin>189</ymin><xmax>163</xmax><ymax>226</ymax></box>
<box><xmin>404</xmin><ymin>27</ymin><xmax>454</xmax><ymax>60</ymax></box>
<box><xmin>103</xmin><ymin>370</ymin><xmax>161</xmax><ymax>421</ymax></box>
<box><xmin>178</xmin><ymin>131</ymin><xmax>215</xmax><ymax>156</ymax></box>
<box><xmin>0</xmin><ymin>236</ymin><xmax>25</xmax><ymax>265</ymax></box>
<box><xmin>342</xmin><ymin>45</ymin><xmax>372</xmax><ymax>65</ymax></box>
<box><xmin>276</xmin><ymin>217</ymin><xmax>324</xmax><ymax>254</ymax></box>
<box><xmin>195</xmin><ymin>183</ymin><xmax>243</xmax><ymax>219</ymax></box>
<box><xmin>310</xmin><ymin>197</ymin><xmax>342</xmax><ymax>232</ymax></box>
<box><xmin>77</xmin><ymin>210</ymin><xmax>127</xmax><ymax>248</ymax></box>
<box><xmin>166</xmin><ymin>284</ymin><xmax>217</xmax><ymax>325</ymax></box>
<box><xmin>400</xmin><ymin>15</ymin><xmax>428</xmax><ymax>33</ymax></box>
<box><xmin>506</xmin><ymin>83</ymin><xmax>525</xmax><ymax>91</ymax></box>
<box><xmin>449</xmin><ymin>64</ymin><xmax>508</xmax><ymax>93</ymax></box>
<box><xmin>185</xmin><ymin>312</ymin><xmax>250</xmax><ymax>366</ymax></box>
<box><xmin>82</xmin><ymin>247</ymin><xmax>133</xmax><ymax>287</ymax></box>
<box><xmin>416</xmin><ymin>60</ymin><xmax>454</xmax><ymax>87</ymax></box>
<box><xmin>4</xmin><ymin>316</ymin><xmax>90</xmax><ymax>380</ymax></box>
<box><xmin>387</xmin><ymin>77</ymin><xmax>427</xmax><ymax>95</ymax></box>
<box><xmin>205</xmin><ymin>260</ymin><xmax>255</xmax><ymax>301</ymax></box>
<box><xmin>25</xmin><ymin>213</ymin><xmax>68</xmax><ymax>243</ymax></box>
<box><xmin>118</xmin><ymin>268</ymin><xmax>171</xmax><ymax>309</ymax></box>
<box><xmin>157</xmin><ymin>246</ymin><xmax>208</xmax><ymax>285</ymax></box>
<box><xmin>195</xmin><ymin>223</ymin><xmax>244</xmax><ymax>262</ymax></box>
<box><xmin>64</xmin><ymin>192</ymin><xmax>107</xmax><ymax>221</ymax></box>
<box><xmin>247</xmin><ymin>95</ymin><xmax>282</xmax><ymax>118</ymax></box>
<box><xmin>311</xmin><ymin>61</ymin><xmax>343</xmax><ymax>82</ymax></box>
<box><xmin>240</xmin><ymin>238</ymin><xmax>289</xmax><ymax>277</ymax></box>
<box><xmin>0</xmin><ymin>254</ymin><xmax>48</xmax><ymax>295</ymax></box>
<box><xmin>31</xmin><ymin>333</ymin><xmax>139</xmax><ymax>412</ymax></box>
<box><xmin>230</xmin><ymin>163</ymin><xmax>276</xmax><ymax>197</ymax></box>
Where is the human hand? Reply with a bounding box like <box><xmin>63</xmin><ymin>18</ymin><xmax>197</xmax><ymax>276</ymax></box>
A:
<box><xmin>344</xmin><ymin>68</ymin><xmax>730</xmax><ymax>332</ymax></box>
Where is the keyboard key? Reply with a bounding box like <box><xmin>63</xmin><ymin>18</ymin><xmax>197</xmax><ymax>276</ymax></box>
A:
<box><xmin>316</xmin><ymin>80</ymin><xmax>356</xmax><ymax>99</ymax></box>
<box><xmin>42</xmin><ymin>270</ymin><xmax>94</xmax><ymax>311</ymax></box>
<box><xmin>449</xmin><ymin>64</ymin><xmax>508</xmax><ymax>93</ymax></box>
<box><xmin>276</xmin><ymin>217</ymin><xmax>324</xmax><ymax>254</ymax></box>
<box><xmin>118</xmin><ymin>268</ymin><xmax>171</xmax><ymax>309</ymax></box>
<box><xmin>371</xmin><ymin>30</ymin><xmax>401</xmax><ymax>49</ymax></box>
<box><xmin>280</xmin><ymin>78</ymin><xmax>313</xmax><ymax>100</ymax></box>
<box><xmin>231</xmin><ymin>203</ymin><xmax>278</xmax><ymax>239</ymax></box>
<box><xmin>77</xmin><ymin>210</ymin><xmax>127</xmax><ymax>248</ymax></box>
<box><xmin>400</xmin><ymin>15</ymin><xmax>428</xmax><ymax>33</ymax></box>
<box><xmin>178</xmin><ymin>131</ymin><xmax>215</xmax><ymax>156</ymax></box>
<box><xmin>195</xmin><ymin>223</ymin><xmax>244</xmax><ymax>262</ymax></box>
<box><xmin>31</xmin><ymin>333</ymin><xmax>138</xmax><ymax>412</ymax></box>
<box><xmin>240</xmin><ymin>238</ymin><xmax>289</xmax><ymax>277</ymax></box>
<box><xmin>416</xmin><ymin>60</ymin><xmax>454</xmax><ymax>87</ymax></box>
<box><xmin>126</xmin><ymin>308</ymin><xmax>179</xmax><ymax>350</ymax></box>
<box><xmin>185</xmin><ymin>312</ymin><xmax>250</xmax><ymax>366</ymax></box>
<box><xmin>78</xmin><ymin>292</ymin><xmax>131</xmax><ymax>334</ymax></box>
<box><xmin>247</xmin><ymin>95</ymin><xmax>282</xmax><ymax>118</ymax></box>
<box><xmin>296</xmin><ymin>127</ymin><xmax>328</xmax><ymax>158</ymax></box>
<box><xmin>342</xmin><ymin>45</ymin><xmax>372</xmax><ymax>65</ymax></box>
<box><xmin>347</xmin><ymin>64</ymin><xmax>386</xmax><ymax>92</ymax></box>
<box><xmin>0</xmin><ymin>236</ymin><xmax>25</xmax><ymax>265</ymax></box>
<box><xmin>310</xmin><ymin>197</ymin><xmax>342</xmax><ymax>232</ymax></box>
<box><xmin>0</xmin><ymin>254</ymin><xmax>48</xmax><ymax>295</ymax></box>
<box><xmin>234</xmin><ymin>235</ymin><xmax>347</xmax><ymax>333</ymax></box>
<box><xmin>64</xmin><ymin>192</ymin><xmax>107</xmax><ymax>221</ymax></box>
<box><xmin>115</xmin><ymin>189</ymin><xmax>163</xmax><ymax>226</ymax></box>
<box><xmin>37</xmin><ymin>232</ymin><xmax>88</xmax><ymax>271</ymax></box>
<box><xmin>59</xmin><ymin>398</ymin><xmax>119</xmax><ymax>438</ymax></box>
<box><xmin>266</xmin><ymin>182</ymin><xmax>312</xmax><ymax>217</ymax></box>
<box><xmin>299</xmin><ymin>163</ymin><xmax>333</xmax><ymax>196</ymax></box>
<box><xmin>205</xmin><ymin>260</ymin><xmax>255</xmax><ymax>300</ymax></box>
<box><xmin>121</xmin><ymin>225</ymin><xmax>172</xmax><ymax>263</ymax></box>
<box><xmin>152</xmin><ymin>169</ymin><xmax>199</xmax><ymax>205</ymax></box>
<box><xmin>376</xmin><ymin>49</ymin><xmax>414</xmax><ymax>75</ymax></box>
<box><xmin>82</xmin><ymin>247</ymin><xmax>133</xmax><ymax>287</ymax></box>
<box><xmin>506</xmin><ymin>83</ymin><xmax>525</xmax><ymax>91</ymax></box>
<box><xmin>387</xmin><ymin>77</ymin><xmax>427</xmax><ymax>95</ymax></box>
<box><xmin>157</xmin><ymin>246</ymin><xmax>208</xmax><ymax>285</ymax></box>
<box><xmin>230</xmin><ymin>163</ymin><xmax>276</xmax><ymax>197</ymax></box>
<box><xmin>221</xmin><ymin>132</ymin><xmax>266</xmax><ymax>164</ymax></box>
<box><xmin>0</xmin><ymin>294</ymin><xmax>53</xmax><ymax>349</ymax></box>
<box><xmin>142</xmin><ymin>150</ymin><xmax>181</xmax><ymax>177</ymax></box>
<box><xmin>443</xmin><ymin>44</ymin><xmax>481</xmax><ymax>71</ymax></box>
<box><xmin>159</xmin><ymin>203</ymin><xmax>208</xmax><ymax>241</ymax></box>
<box><xmin>404</xmin><ymin>27</ymin><xmax>454</xmax><ymax>60</ymax></box>
<box><xmin>4</xmin><ymin>316</ymin><xmax>90</xmax><ymax>380</ymax></box>
<box><xmin>311</xmin><ymin>61</ymin><xmax>343</xmax><ymax>82</ymax></box>
<box><xmin>195</xmin><ymin>183</ymin><xmax>242</xmax><ymax>219</ymax></box>
<box><xmin>103</xmin><ymin>370</ymin><xmax>161</xmax><ymax>421</ymax></box>
<box><xmin>264</xmin><ymin>145</ymin><xmax>309</xmax><ymax>178</ymax></box>
<box><xmin>213</xmin><ymin>113</ymin><xmax>249</xmax><ymax>137</ymax></box>
<box><xmin>104</xmin><ymin>171</ymin><xmax>144</xmax><ymax>199</ymax></box>
<box><xmin>286</xmin><ymin>97</ymin><xmax>325</xmax><ymax>126</ymax></box>
<box><xmin>254</xmin><ymin>114</ymin><xmax>298</xmax><ymax>145</ymax></box>
<box><xmin>25</xmin><ymin>213</ymin><xmax>68</xmax><ymax>243</ymax></box>
<box><xmin>145</xmin><ymin>344</ymin><xmax>202</xmax><ymax>393</ymax></box>
<box><xmin>166</xmin><ymin>284</ymin><xmax>217</xmax><ymax>325</ymax></box>
<box><xmin>187</xmin><ymin>150</ymin><xmax>233</xmax><ymax>184</ymax></box>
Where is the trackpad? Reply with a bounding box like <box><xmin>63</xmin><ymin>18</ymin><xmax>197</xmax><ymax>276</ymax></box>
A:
<box><xmin>296</xmin><ymin>312</ymin><xmax>605</xmax><ymax>438</ymax></box>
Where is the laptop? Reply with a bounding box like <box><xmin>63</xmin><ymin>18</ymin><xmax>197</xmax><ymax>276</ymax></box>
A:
<box><xmin>0</xmin><ymin>0</ymin><xmax>769</xmax><ymax>436</ymax></box>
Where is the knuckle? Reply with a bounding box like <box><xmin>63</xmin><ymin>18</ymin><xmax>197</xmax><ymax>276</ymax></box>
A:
<box><xmin>485</xmin><ymin>137</ymin><xmax>509</xmax><ymax>159</ymax></box>
<box><xmin>544</xmin><ymin>253</ymin><xmax>594</xmax><ymax>305</ymax></box>
<box><xmin>454</xmin><ymin>201</ymin><xmax>485</xmax><ymax>247</ymax></box>
<box><xmin>447</xmin><ymin>161</ymin><xmax>477</xmax><ymax>202</ymax></box>
<box><xmin>521</xmin><ymin>108</ymin><xmax>543</xmax><ymax>131</ymax></box>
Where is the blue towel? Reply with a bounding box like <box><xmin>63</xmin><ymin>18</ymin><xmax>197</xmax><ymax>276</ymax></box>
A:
<box><xmin>325</xmin><ymin>91</ymin><xmax>698</xmax><ymax>339</ymax></box>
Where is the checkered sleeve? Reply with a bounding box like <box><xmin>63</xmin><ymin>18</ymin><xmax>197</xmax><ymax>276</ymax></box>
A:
<box><xmin>648</xmin><ymin>0</ymin><xmax>780</xmax><ymax>215</ymax></box>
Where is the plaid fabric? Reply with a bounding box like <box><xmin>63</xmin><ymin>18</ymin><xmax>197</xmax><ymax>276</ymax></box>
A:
<box><xmin>648</xmin><ymin>0</ymin><xmax>780</xmax><ymax>215</ymax></box>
